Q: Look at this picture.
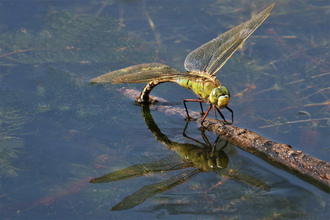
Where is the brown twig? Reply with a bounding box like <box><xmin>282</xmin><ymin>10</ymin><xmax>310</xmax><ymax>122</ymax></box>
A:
<box><xmin>117</xmin><ymin>87</ymin><xmax>330</xmax><ymax>192</ymax></box>
<box><xmin>0</xmin><ymin>49</ymin><xmax>33</xmax><ymax>58</ymax></box>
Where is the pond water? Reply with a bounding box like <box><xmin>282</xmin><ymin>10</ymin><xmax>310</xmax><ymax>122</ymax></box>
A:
<box><xmin>0</xmin><ymin>0</ymin><xmax>329</xmax><ymax>219</ymax></box>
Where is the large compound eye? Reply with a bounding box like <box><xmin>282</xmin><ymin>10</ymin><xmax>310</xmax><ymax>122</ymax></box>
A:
<box><xmin>219</xmin><ymin>86</ymin><xmax>230</xmax><ymax>97</ymax></box>
<box><xmin>210</xmin><ymin>88</ymin><xmax>222</xmax><ymax>104</ymax></box>
<box><xmin>211</xmin><ymin>88</ymin><xmax>221</xmax><ymax>97</ymax></box>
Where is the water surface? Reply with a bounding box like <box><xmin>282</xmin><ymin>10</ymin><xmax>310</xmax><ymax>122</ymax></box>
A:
<box><xmin>0</xmin><ymin>0</ymin><xmax>329</xmax><ymax>219</ymax></box>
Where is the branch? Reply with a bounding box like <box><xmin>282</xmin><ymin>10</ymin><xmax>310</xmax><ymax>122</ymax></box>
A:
<box><xmin>117</xmin><ymin>87</ymin><xmax>330</xmax><ymax>192</ymax></box>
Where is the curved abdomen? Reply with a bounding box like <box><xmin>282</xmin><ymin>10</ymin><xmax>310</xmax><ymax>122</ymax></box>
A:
<box><xmin>138</xmin><ymin>77</ymin><xmax>220</xmax><ymax>103</ymax></box>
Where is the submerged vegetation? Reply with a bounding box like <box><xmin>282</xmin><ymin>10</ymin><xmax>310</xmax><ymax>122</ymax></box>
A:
<box><xmin>0</xmin><ymin>11</ymin><xmax>155</xmax><ymax>66</ymax></box>
<box><xmin>0</xmin><ymin>10</ymin><xmax>156</xmax><ymax>177</ymax></box>
<box><xmin>0</xmin><ymin>106</ymin><xmax>26</xmax><ymax>177</ymax></box>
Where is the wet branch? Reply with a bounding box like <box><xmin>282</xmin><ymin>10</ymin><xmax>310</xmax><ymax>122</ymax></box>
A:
<box><xmin>117</xmin><ymin>87</ymin><xmax>330</xmax><ymax>192</ymax></box>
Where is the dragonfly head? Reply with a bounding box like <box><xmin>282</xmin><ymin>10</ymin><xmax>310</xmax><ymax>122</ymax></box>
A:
<box><xmin>209</xmin><ymin>86</ymin><xmax>230</xmax><ymax>109</ymax></box>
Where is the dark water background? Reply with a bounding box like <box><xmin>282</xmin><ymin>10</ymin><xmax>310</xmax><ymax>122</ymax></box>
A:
<box><xmin>0</xmin><ymin>0</ymin><xmax>329</xmax><ymax>219</ymax></box>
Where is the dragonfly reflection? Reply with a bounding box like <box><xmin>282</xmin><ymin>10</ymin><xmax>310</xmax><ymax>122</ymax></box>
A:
<box><xmin>90</xmin><ymin>105</ymin><xmax>270</xmax><ymax>211</ymax></box>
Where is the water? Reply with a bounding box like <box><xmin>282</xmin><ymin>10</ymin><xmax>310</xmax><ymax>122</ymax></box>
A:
<box><xmin>0</xmin><ymin>0</ymin><xmax>329</xmax><ymax>219</ymax></box>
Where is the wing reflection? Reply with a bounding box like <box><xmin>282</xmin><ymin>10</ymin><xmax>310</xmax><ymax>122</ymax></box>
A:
<box><xmin>90</xmin><ymin>105</ymin><xmax>270</xmax><ymax>211</ymax></box>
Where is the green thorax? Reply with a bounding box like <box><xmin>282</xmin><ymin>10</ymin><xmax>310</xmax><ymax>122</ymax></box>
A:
<box><xmin>175</xmin><ymin>75</ymin><xmax>220</xmax><ymax>100</ymax></box>
<box><xmin>170</xmin><ymin>74</ymin><xmax>230</xmax><ymax>109</ymax></box>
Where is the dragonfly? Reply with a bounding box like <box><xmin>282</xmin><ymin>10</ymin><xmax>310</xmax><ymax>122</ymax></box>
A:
<box><xmin>91</xmin><ymin>4</ymin><xmax>275</xmax><ymax>125</ymax></box>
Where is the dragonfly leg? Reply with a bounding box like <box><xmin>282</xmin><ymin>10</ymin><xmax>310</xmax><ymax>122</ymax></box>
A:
<box><xmin>201</xmin><ymin>129</ymin><xmax>212</xmax><ymax>147</ymax></box>
<box><xmin>211</xmin><ymin>136</ymin><xmax>221</xmax><ymax>156</ymax></box>
<box><xmin>183</xmin><ymin>120</ymin><xmax>189</xmax><ymax>136</ymax></box>
<box><xmin>201</xmin><ymin>104</ymin><xmax>212</xmax><ymax>126</ymax></box>
<box><xmin>215</xmin><ymin>108</ymin><xmax>227</xmax><ymax>123</ymax></box>
<box><xmin>199</xmin><ymin>102</ymin><xmax>204</xmax><ymax>115</ymax></box>
<box><xmin>212</xmin><ymin>105</ymin><xmax>218</xmax><ymax>120</ymax></box>
<box><xmin>183</xmin><ymin>120</ymin><xmax>208</xmax><ymax>146</ymax></box>
<box><xmin>183</xmin><ymin>100</ymin><xmax>191</xmax><ymax>120</ymax></box>
<box><xmin>183</xmin><ymin>99</ymin><xmax>205</xmax><ymax>120</ymax></box>
<box><xmin>226</xmin><ymin>106</ymin><xmax>234</xmax><ymax>123</ymax></box>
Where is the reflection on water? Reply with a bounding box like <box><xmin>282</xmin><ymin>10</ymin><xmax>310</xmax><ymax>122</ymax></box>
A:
<box><xmin>0</xmin><ymin>0</ymin><xmax>329</xmax><ymax>219</ymax></box>
<box><xmin>91</xmin><ymin>104</ymin><xmax>270</xmax><ymax>211</ymax></box>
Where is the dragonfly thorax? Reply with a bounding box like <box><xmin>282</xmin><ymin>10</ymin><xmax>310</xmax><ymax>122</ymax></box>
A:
<box><xmin>209</xmin><ymin>86</ymin><xmax>230</xmax><ymax>109</ymax></box>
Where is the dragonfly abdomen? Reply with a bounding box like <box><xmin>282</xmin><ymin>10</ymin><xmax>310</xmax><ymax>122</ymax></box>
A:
<box><xmin>137</xmin><ymin>78</ymin><xmax>215</xmax><ymax>104</ymax></box>
<box><xmin>138</xmin><ymin>81</ymin><xmax>163</xmax><ymax>102</ymax></box>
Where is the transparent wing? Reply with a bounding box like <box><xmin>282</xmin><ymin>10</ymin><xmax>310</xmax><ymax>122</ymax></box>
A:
<box><xmin>91</xmin><ymin>63</ymin><xmax>205</xmax><ymax>84</ymax></box>
<box><xmin>184</xmin><ymin>3</ymin><xmax>275</xmax><ymax>75</ymax></box>
<box><xmin>89</xmin><ymin>155</ymin><xmax>188</xmax><ymax>183</ymax></box>
<box><xmin>111</xmin><ymin>169</ymin><xmax>199</xmax><ymax>211</ymax></box>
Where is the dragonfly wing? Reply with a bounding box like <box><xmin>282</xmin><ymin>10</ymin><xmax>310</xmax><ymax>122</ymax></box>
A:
<box><xmin>90</xmin><ymin>155</ymin><xmax>188</xmax><ymax>183</ymax></box>
<box><xmin>91</xmin><ymin>63</ymin><xmax>203</xmax><ymax>84</ymax></box>
<box><xmin>184</xmin><ymin>3</ymin><xmax>275</xmax><ymax>75</ymax></box>
<box><xmin>111</xmin><ymin>169</ymin><xmax>199</xmax><ymax>211</ymax></box>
